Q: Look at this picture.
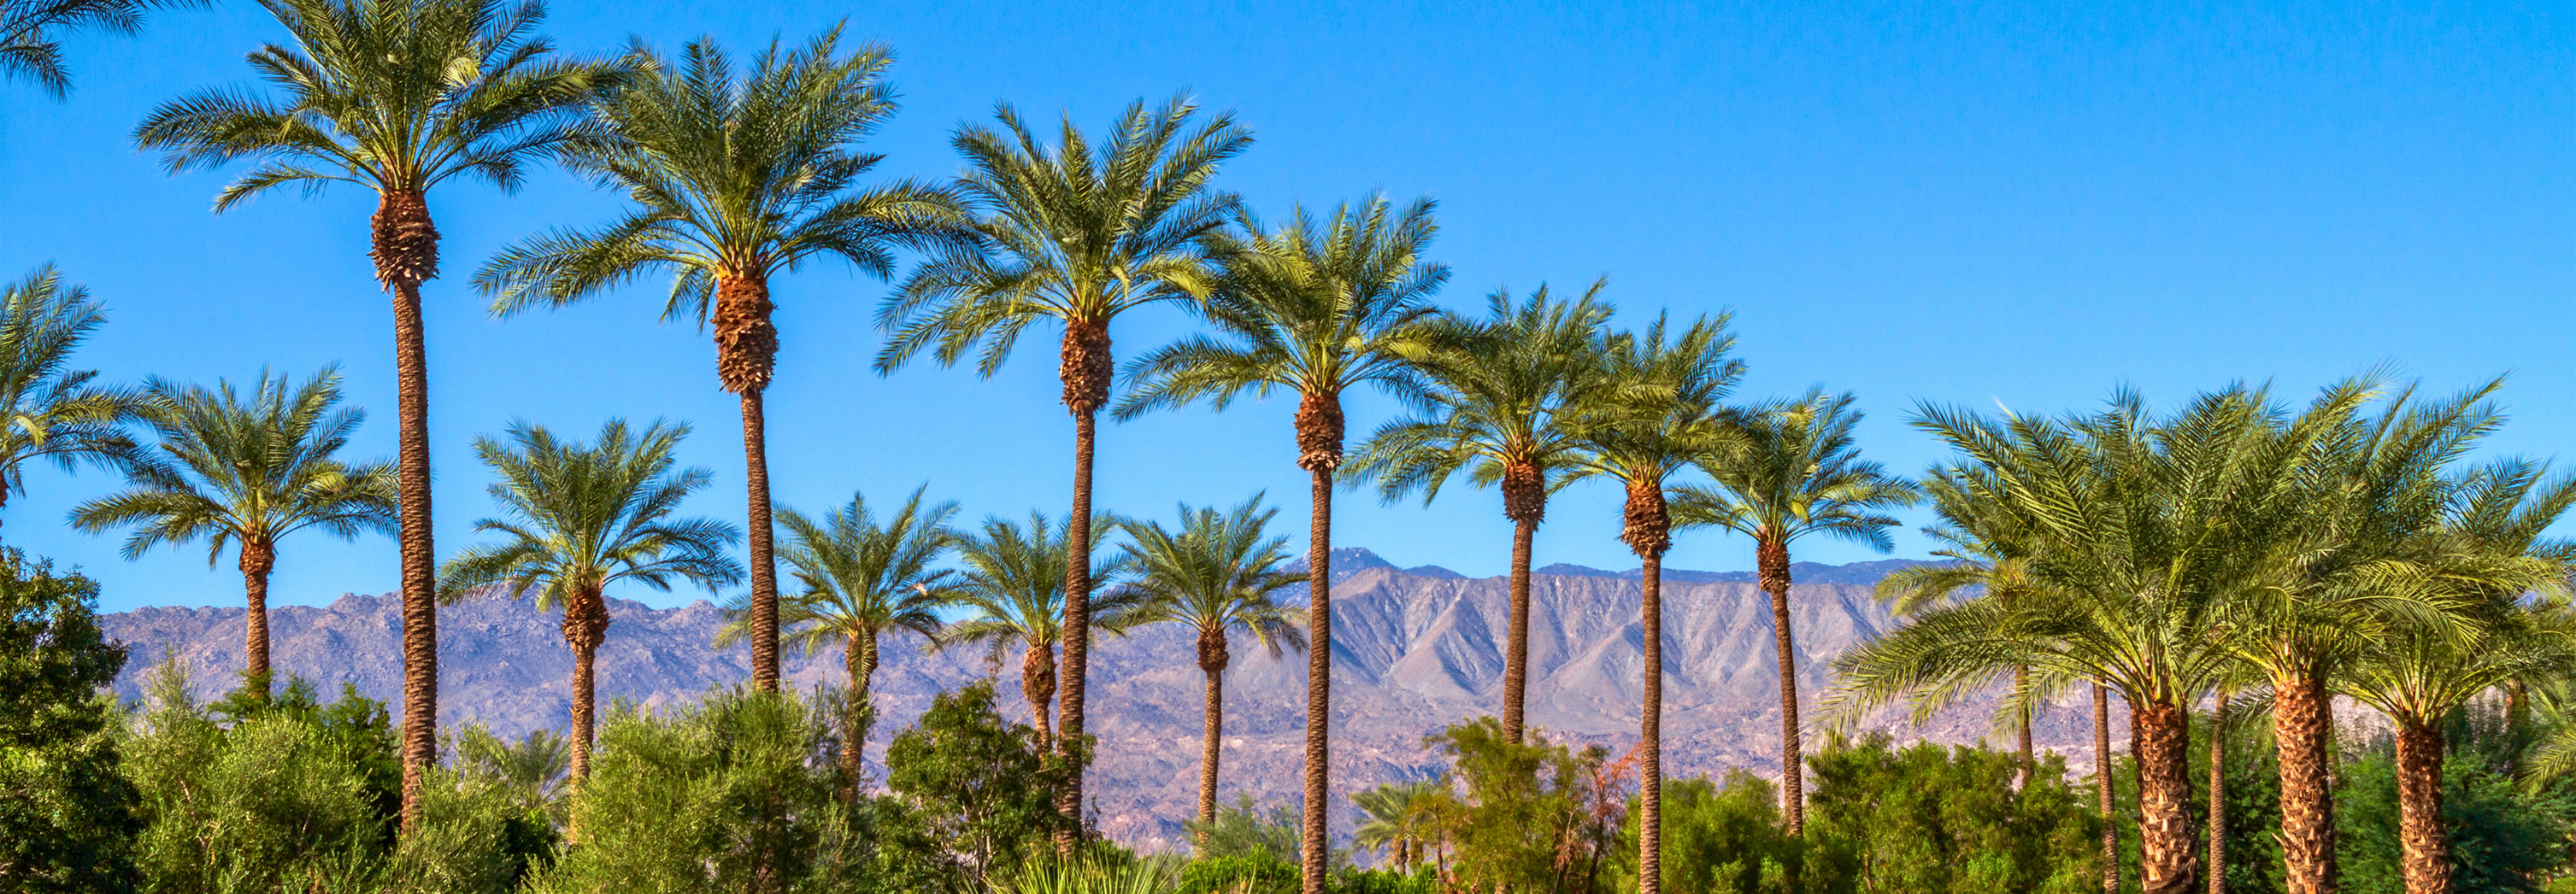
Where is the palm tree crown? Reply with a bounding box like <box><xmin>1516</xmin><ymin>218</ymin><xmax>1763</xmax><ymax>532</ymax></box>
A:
<box><xmin>2</xmin><ymin>0</ymin><xmax>201</xmax><ymax>97</ymax></box>
<box><xmin>937</xmin><ymin>511</ymin><xmax>1143</xmax><ymax>744</ymax></box>
<box><xmin>0</xmin><ymin>266</ymin><xmax>136</xmax><ymax>513</ymax></box>
<box><xmin>70</xmin><ymin>367</ymin><xmax>394</xmax><ymax>696</ymax></box>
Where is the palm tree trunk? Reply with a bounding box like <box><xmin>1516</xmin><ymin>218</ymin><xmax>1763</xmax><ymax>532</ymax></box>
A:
<box><xmin>2395</xmin><ymin>721</ymin><xmax>2450</xmax><ymax>894</ymax></box>
<box><xmin>2135</xmin><ymin>699</ymin><xmax>2203</xmax><ymax>894</ymax></box>
<box><xmin>2098</xmin><ymin>681</ymin><xmax>2120</xmax><ymax>894</ymax></box>
<box><xmin>390</xmin><ymin>266</ymin><xmax>438</xmax><ymax>833</ymax></box>
<box><xmin>740</xmin><ymin>390</ymin><xmax>780</xmax><ymax>690</ymax></box>
<box><xmin>843</xmin><ymin>634</ymin><xmax>879</xmax><ymax>796</ymax></box>
<box><xmin>1501</xmin><ymin>512</ymin><xmax>1538</xmax><ymax>744</ymax></box>
<box><xmin>572</xmin><ymin>637</ymin><xmax>597</xmax><ymax>783</ymax></box>
<box><xmin>2210</xmin><ymin>687</ymin><xmax>2227</xmax><ymax>894</ymax></box>
<box><xmin>1023</xmin><ymin>641</ymin><xmax>1056</xmax><ymax>744</ymax></box>
<box><xmin>1301</xmin><ymin>465</ymin><xmax>1334</xmax><ymax>894</ymax></box>
<box><xmin>2015</xmin><ymin>664</ymin><xmax>2035</xmax><ymax>789</ymax></box>
<box><xmin>238</xmin><ymin>539</ymin><xmax>275</xmax><ymax>701</ymax></box>
<box><xmin>2275</xmin><ymin>670</ymin><xmax>2338</xmax><ymax>894</ymax></box>
<box><xmin>1199</xmin><ymin>662</ymin><xmax>1224</xmax><ymax>855</ymax></box>
<box><xmin>1757</xmin><ymin>537</ymin><xmax>1802</xmax><ymax>834</ymax></box>
<box><xmin>1638</xmin><ymin>549</ymin><xmax>1666</xmax><ymax>894</ymax></box>
<box><xmin>1057</xmin><ymin>407</ymin><xmax>1098</xmax><ymax>846</ymax></box>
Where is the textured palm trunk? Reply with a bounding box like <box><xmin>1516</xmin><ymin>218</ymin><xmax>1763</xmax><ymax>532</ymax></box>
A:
<box><xmin>2015</xmin><ymin>664</ymin><xmax>2035</xmax><ymax>789</ymax></box>
<box><xmin>842</xmin><ymin>633</ymin><xmax>879</xmax><ymax>796</ymax></box>
<box><xmin>2210</xmin><ymin>687</ymin><xmax>2227</xmax><ymax>894</ymax></box>
<box><xmin>1499</xmin><ymin>463</ymin><xmax>1544</xmax><ymax>744</ymax></box>
<box><xmin>2395</xmin><ymin>721</ymin><xmax>2450</xmax><ymax>894</ymax></box>
<box><xmin>2274</xmin><ymin>670</ymin><xmax>2337</xmax><ymax>894</ymax></box>
<box><xmin>1023</xmin><ymin>641</ymin><xmax>1057</xmax><ymax>744</ymax></box>
<box><xmin>1623</xmin><ymin>478</ymin><xmax>1672</xmax><ymax>894</ymax></box>
<box><xmin>238</xmin><ymin>539</ymin><xmax>276</xmax><ymax>700</ymax></box>
<box><xmin>563</xmin><ymin>586</ymin><xmax>610</xmax><ymax>788</ymax></box>
<box><xmin>2135</xmin><ymin>700</ymin><xmax>2202</xmax><ymax>894</ymax></box>
<box><xmin>711</xmin><ymin>273</ymin><xmax>782</xmax><ymax>692</ymax></box>
<box><xmin>1757</xmin><ymin>536</ymin><xmax>1803</xmax><ymax>834</ymax></box>
<box><xmin>1055</xmin><ymin>317</ymin><xmax>1114</xmax><ymax>846</ymax></box>
<box><xmin>1197</xmin><ymin>624</ymin><xmax>1229</xmax><ymax>854</ymax></box>
<box><xmin>2098</xmin><ymin>681</ymin><xmax>2120</xmax><ymax>894</ymax></box>
<box><xmin>1296</xmin><ymin>391</ymin><xmax>1344</xmax><ymax>894</ymax></box>
<box><xmin>374</xmin><ymin>188</ymin><xmax>442</xmax><ymax>832</ymax></box>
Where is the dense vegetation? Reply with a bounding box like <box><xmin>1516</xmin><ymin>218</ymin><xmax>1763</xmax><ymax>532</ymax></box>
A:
<box><xmin>10</xmin><ymin>2</ymin><xmax>2576</xmax><ymax>894</ymax></box>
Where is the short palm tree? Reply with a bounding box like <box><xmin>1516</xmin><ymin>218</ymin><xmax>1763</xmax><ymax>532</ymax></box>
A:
<box><xmin>70</xmin><ymin>367</ymin><xmax>394</xmax><ymax>699</ymax></box>
<box><xmin>478</xmin><ymin>30</ymin><xmax>970</xmax><ymax>694</ymax></box>
<box><xmin>1561</xmin><ymin>313</ymin><xmax>1741</xmax><ymax>894</ymax></box>
<box><xmin>1349</xmin><ymin>281</ymin><xmax>1612</xmax><ymax>744</ymax></box>
<box><xmin>0</xmin><ymin>266</ymin><xmax>138</xmax><ymax>517</ymax></box>
<box><xmin>1114</xmin><ymin>495</ymin><xmax>1308</xmax><ymax>849</ymax></box>
<box><xmin>437</xmin><ymin>419</ymin><xmax>741</xmax><ymax>786</ymax></box>
<box><xmin>936</xmin><ymin>511</ymin><xmax>1146</xmax><ymax>744</ymax></box>
<box><xmin>877</xmin><ymin>95</ymin><xmax>1249</xmax><ymax>830</ymax></box>
<box><xmin>1117</xmin><ymin>193</ymin><xmax>1445</xmax><ymax>886</ymax></box>
<box><xmin>1352</xmin><ymin>779</ymin><xmax>1449</xmax><ymax>873</ymax></box>
<box><xmin>1671</xmin><ymin>388</ymin><xmax>1917</xmax><ymax>834</ymax></box>
<box><xmin>135</xmin><ymin>0</ymin><xmax>608</xmax><ymax>824</ymax></box>
<box><xmin>1</xmin><ymin>0</ymin><xmax>199</xmax><ymax>97</ymax></box>
<box><xmin>717</xmin><ymin>485</ymin><xmax>959</xmax><ymax>788</ymax></box>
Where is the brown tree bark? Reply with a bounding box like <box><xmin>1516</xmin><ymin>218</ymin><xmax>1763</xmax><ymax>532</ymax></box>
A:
<box><xmin>710</xmin><ymin>273</ymin><xmax>781</xmax><ymax>692</ymax></box>
<box><xmin>1197</xmin><ymin>623</ymin><xmax>1230</xmax><ymax>855</ymax></box>
<box><xmin>1055</xmin><ymin>319</ymin><xmax>1112</xmax><ymax>847</ymax></box>
<box><xmin>2211</xmin><ymin>687</ymin><xmax>2228</xmax><ymax>894</ymax></box>
<box><xmin>378</xmin><ymin>184</ymin><xmax>441</xmax><ymax>831</ymax></box>
<box><xmin>1296</xmin><ymin>391</ymin><xmax>1344</xmax><ymax>894</ymax></box>
<box><xmin>1499</xmin><ymin>462</ymin><xmax>1544</xmax><ymax>744</ymax></box>
<box><xmin>1623</xmin><ymin>477</ymin><xmax>1671</xmax><ymax>894</ymax></box>
<box><xmin>2395</xmin><ymin>721</ymin><xmax>2451</xmax><ymax>894</ymax></box>
<box><xmin>2098</xmin><ymin>681</ymin><xmax>2120</xmax><ymax>894</ymax></box>
<box><xmin>238</xmin><ymin>539</ymin><xmax>275</xmax><ymax>700</ymax></box>
<box><xmin>2135</xmin><ymin>700</ymin><xmax>2203</xmax><ymax>894</ymax></box>
<box><xmin>563</xmin><ymin>585</ymin><xmax>609</xmax><ymax>788</ymax></box>
<box><xmin>1758</xmin><ymin>536</ymin><xmax>1803</xmax><ymax>834</ymax></box>
<box><xmin>2275</xmin><ymin>670</ymin><xmax>2338</xmax><ymax>894</ymax></box>
<box><xmin>842</xmin><ymin>633</ymin><xmax>879</xmax><ymax>796</ymax></box>
<box><xmin>1022</xmin><ymin>641</ymin><xmax>1056</xmax><ymax>744</ymax></box>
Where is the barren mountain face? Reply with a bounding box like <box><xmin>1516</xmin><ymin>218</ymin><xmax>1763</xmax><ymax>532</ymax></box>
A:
<box><xmin>102</xmin><ymin>552</ymin><xmax>2116</xmax><ymax>850</ymax></box>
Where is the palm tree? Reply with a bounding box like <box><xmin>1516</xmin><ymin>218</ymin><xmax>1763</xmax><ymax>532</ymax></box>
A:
<box><xmin>1828</xmin><ymin>385</ymin><xmax>2342</xmax><ymax>894</ymax></box>
<box><xmin>1</xmin><ymin>0</ymin><xmax>199</xmax><ymax>97</ymax></box>
<box><xmin>936</xmin><ymin>511</ymin><xmax>1146</xmax><ymax>744</ymax></box>
<box><xmin>477</xmin><ymin>30</ymin><xmax>970</xmax><ymax>695</ymax></box>
<box><xmin>877</xmin><ymin>95</ymin><xmax>1249</xmax><ymax>831</ymax></box>
<box><xmin>1349</xmin><ymin>281</ymin><xmax>1613</xmax><ymax>744</ymax></box>
<box><xmin>1352</xmin><ymin>779</ymin><xmax>1448</xmax><ymax>873</ymax></box>
<box><xmin>0</xmin><ymin>266</ymin><xmax>138</xmax><ymax>517</ymax></box>
<box><xmin>1114</xmin><ymin>495</ymin><xmax>1308</xmax><ymax>850</ymax></box>
<box><xmin>135</xmin><ymin>0</ymin><xmax>608</xmax><ymax>825</ymax></box>
<box><xmin>1562</xmin><ymin>313</ymin><xmax>1741</xmax><ymax>894</ymax></box>
<box><xmin>1671</xmin><ymin>388</ymin><xmax>1915</xmax><ymax>834</ymax></box>
<box><xmin>718</xmin><ymin>485</ymin><xmax>959</xmax><ymax>789</ymax></box>
<box><xmin>70</xmin><ymin>368</ymin><xmax>394</xmax><ymax>699</ymax></box>
<box><xmin>436</xmin><ymin>419</ymin><xmax>741</xmax><ymax>787</ymax></box>
<box><xmin>1117</xmin><ymin>194</ymin><xmax>1445</xmax><ymax>886</ymax></box>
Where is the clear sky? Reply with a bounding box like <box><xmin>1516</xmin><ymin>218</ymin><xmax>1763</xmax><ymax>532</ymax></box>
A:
<box><xmin>4</xmin><ymin>1</ymin><xmax>2572</xmax><ymax>613</ymax></box>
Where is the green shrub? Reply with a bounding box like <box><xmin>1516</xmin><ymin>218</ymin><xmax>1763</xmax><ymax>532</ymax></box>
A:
<box><xmin>1186</xmin><ymin>794</ymin><xmax>1302</xmax><ymax>862</ymax></box>
<box><xmin>1177</xmin><ymin>853</ymin><xmax>1299</xmax><ymax>894</ymax></box>
<box><xmin>1803</xmin><ymin>733</ymin><xmax>2098</xmax><ymax>894</ymax></box>
<box><xmin>0</xmin><ymin>551</ymin><xmax>139</xmax><ymax>894</ymax></box>
<box><xmin>1612</xmin><ymin>771</ymin><xmax>1792</xmax><ymax>894</ymax></box>
<box><xmin>885</xmin><ymin>679</ymin><xmax>1072</xmax><ymax>885</ymax></box>
<box><xmin>1329</xmin><ymin>866</ymin><xmax>1438</xmax><ymax>894</ymax></box>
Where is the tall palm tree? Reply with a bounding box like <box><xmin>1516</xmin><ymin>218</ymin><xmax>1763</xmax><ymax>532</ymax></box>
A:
<box><xmin>135</xmin><ymin>0</ymin><xmax>608</xmax><ymax>825</ymax></box>
<box><xmin>70</xmin><ymin>368</ymin><xmax>394</xmax><ymax>699</ymax></box>
<box><xmin>1117</xmin><ymin>193</ymin><xmax>1445</xmax><ymax>886</ymax></box>
<box><xmin>1672</xmin><ymin>388</ymin><xmax>1916</xmax><ymax>834</ymax></box>
<box><xmin>936</xmin><ymin>511</ymin><xmax>1145</xmax><ymax>744</ymax></box>
<box><xmin>478</xmin><ymin>30</ymin><xmax>970</xmax><ymax>695</ymax></box>
<box><xmin>0</xmin><ymin>266</ymin><xmax>138</xmax><ymax>517</ymax></box>
<box><xmin>877</xmin><ymin>95</ymin><xmax>1249</xmax><ymax>832</ymax></box>
<box><xmin>1114</xmin><ymin>495</ymin><xmax>1308</xmax><ymax>850</ymax></box>
<box><xmin>1349</xmin><ymin>281</ymin><xmax>1613</xmax><ymax>744</ymax></box>
<box><xmin>1562</xmin><ymin>313</ymin><xmax>1741</xmax><ymax>894</ymax></box>
<box><xmin>1</xmin><ymin>0</ymin><xmax>200</xmax><ymax>97</ymax></box>
<box><xmin>718</xmin><ymin>485</ymin><xmax>959</xmax><ymax>789</ymax></box>
<box><xmin>1828</xmin><ymin>385</ymin><xmax>2339</xmax><ymax>894</ymax></box>
<box><xmin>436</xmin><ymin>419</ymin><xmax>741</xmax><ymax>787</ymax></box>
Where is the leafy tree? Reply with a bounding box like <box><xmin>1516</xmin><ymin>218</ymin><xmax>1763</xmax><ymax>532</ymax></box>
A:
<box><xmin>1671</xmin><ymin>388</ymin><xmax>1917</xmax><ymax>833</ymax></box>
<box><xmin>478</xmin><ymin>30</ymin><xmax>970</xmax><ymax>694</ymax></box>
<box><xmin>1116</xmin><ymin>495</ymin><xmax>1307</xmax><ymax>846</ymax></box>
<box><xmin>885</xmin><ymin>679</ymin><xmax>1072</xmax><ymax>887</ymax></box>
<box><xmin>1116</xmin><ymin>193</ymin><xmax>1445</xmax><ymax>885</ymax></box>
<box><xmin>1562</xmin><ymin>312</ymin><xmax>1741</xmax><ymax>894</ymax></box>
<box><xmin>135</xmin><ymin>0</ymin><xmax>611</xmax><ymax>825</ymax></box>
<box><xmin>1349</xmin><ymin>282</ymin><xmax>1613</xmax><ymax>744</ymax></box>
<box><xmin>0</xmin><ymin>266</ymin><xmax>139</xmax><ymax>520</ymax></box>
<box><xmin>1187</xmin><ymin>794</ymin><xmax>1304</xmax><ymax>863</ymax></box>
<box><xmin>1801</xmin><ymin>733</ymin><xmax>2100</xmax><ymax>894</ymax></box>
<box><xmin>71</xmin><ymin>367</ymin><xmax>395</xmax><ymax>700</ymax></box>
<box><xmin>1611</xmin><ymin>772</ymin><xmax>1792</xmax><ymax>894</ymax></box>
<box><xmin>0</xmin><ymin>550</ymin><xmax>137</xmax><ymax>894</ymax></box>
<box><xmin>877</xmin><ymin>95</ymin><xmax>1249</xmax><ymax>833</ymax></box>
<box><xmin>438</xmin><ymin>419</ymin><xmax>742</xmax><ymax>786</ymax></box>
<box><xmin>0</xmin><ymin>0</ymin><xmax>200</xmax><ymax>97</ymax></box>
<box><xmin>723</xmin><ymin>485</ymin><xmax>957</xmax><ymax>790</ymax></box>
<box><xmin>1427</xmin><ymin>717</ymin><xmax>1615</xmax><ymax>894</ymax></box>
<box><xmin>936</xmin><ymin>511</ymin><xmax>1143</xmax><ymax>743</ymax></box>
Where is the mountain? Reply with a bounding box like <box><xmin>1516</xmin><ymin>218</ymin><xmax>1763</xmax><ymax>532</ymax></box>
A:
<box><xmin>99</xmin><ymin>551</ymin><xmax>2116</xmax><ymax>851</ymax></box>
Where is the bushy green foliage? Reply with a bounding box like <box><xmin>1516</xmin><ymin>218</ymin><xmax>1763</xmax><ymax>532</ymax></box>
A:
<box><xmin>996</xmin><ymin>856</ymin><xmax>1182</xmax><ymax>894</ymax></box>
<box><xmin>0</xmin><ymin>551</ymin><xmax>139</xmax><ymax>894</ymax></box>
<box><xmin>884</xmin><ymin>678</ymin><xmax>1072</xmax><ymax>887</ymax></box>
<box><xmin>1327</xmin><ymin>866</ymin><xmax>1440</xmax><ymax>894</ymax></box>
<box><xmin>2338</xmin><ymin>708</ymin><xmax>2576</xmax><ymax>894</ymax></box>
<box><xmin>524</xmin><ymin>686</ymin><xmax>891</xmax><ymax>894</ymax></box>
<box><xmin>1186</xmin><ymin>794</ymin><xmax>1303</xmax><ymax>861</ymax></box>
<box><xmin>1370</xmin><ymin>717</ymin><xmax>1620</xmax><ymax>893</ymax></box>
<box><xmin>1176</xmin><ymin>852</ymin><xmax>1299</xmax><ymax>894</ymax></box>
<box><xmin>1802</xmin><ymin>733</ymin><xmax>2098</xmax><ymax>894</ymax></box>
<box><xmin>1614</xmin><ymin>771</ymin><xmax>1793</xmax><ymax>894</ymax></box>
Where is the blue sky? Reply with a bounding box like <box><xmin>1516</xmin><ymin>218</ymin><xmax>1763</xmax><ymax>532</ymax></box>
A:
<box><xmin>4</xmin><ymin>1</ymin><xmax>2573</xmax><ymax>612</ymax></box>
